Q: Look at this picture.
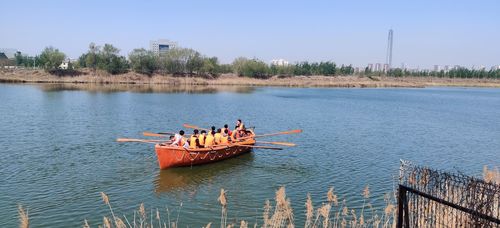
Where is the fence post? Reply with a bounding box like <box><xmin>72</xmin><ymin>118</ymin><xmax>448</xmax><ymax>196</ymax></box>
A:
<box><xmin>397</xmin><ymin>185</ymin><xmax>408</xmax><ymax>228</ymax></box>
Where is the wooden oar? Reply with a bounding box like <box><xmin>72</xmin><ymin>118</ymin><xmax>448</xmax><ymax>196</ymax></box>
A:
<box><xmin>117</xmin><ymin>138</ymin><xmax>171</xmax><ymax>144</ymax></box>
<box><xmin>257</xmin><ymin>141</ymin><xmax>296</xmax><ymax>147</ymax></box>
<box><xmin>234</xmin><ymin>144</ymin><xmax>283</xmax><ymax>150</ymax></box>
<box><xmin>143</xmin><ymin>132</ymin><xmax>169</xmax><ymax>137</ymax></box>
<box><xmin>237</xmin><ymin>129</ymin><xmax>302</xmax><ymax>141</ymax></box>
<box><xmin>183</xmin><ymin>124</ymin><xmax>209</xmax><ymax>131</ymax></box>
<box><xmin>254</xmin><ymin>129</ymin><xmax>302</xmax><ymax>138</ymax></box>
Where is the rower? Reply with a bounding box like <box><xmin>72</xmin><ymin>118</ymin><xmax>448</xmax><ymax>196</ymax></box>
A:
<box><xmin>210</xmin><ymin>126</ymin><xmax>216</xmax><ymax>135</ymax></box>
<box><xmin>214</xmin><ymin>128</ymin><xmax>222</xmax><ymax>144</ymax></box>
<box><xmin>221</xmin><ymin>129</ymin><xmax>229</xmax><ymax>145</ymax></box>
<box><xmin>222</xmin><ymin>124</ymin><xmax>232</xmax><ymax>136</ymax></box>
<box><xmin>198</xmin><ymin>130</ymin><xmax>206</xmax><ymax>147</ymax></box>
<box><xmin>238</xmin><ymin>126</ymin><xmax>247</xmax><ymax>138</ymax></box>
<box><xmin>236</xmin><ymin>119</ymin><xmax>245</xmax><ymax>131</ymax></box>
<box><xmin>204</xmin><ymin>131</ymin><xmax>215</xmax><ymax>147</ymax></box>
<box><xmin>231</xmin><ymin>126</ymin><xmax>239</xmax><ymax>141</ymax></box>
<box><xmin>170</xmin><ymin>130</ymin><xmax>186</xmax><ymax>147</ymax></box>
<box><xmin>195</xmin><ymin>138</ymin><xmax>203</xmax><ymax>148</ymax></box>
<box><xmin>190</xmin><ymin>129</ymin><xmax>199</xmax><ymax>149</ymax></box>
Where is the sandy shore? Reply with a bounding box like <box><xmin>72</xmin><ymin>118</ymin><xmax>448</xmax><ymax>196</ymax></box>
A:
<box><xmin>1</xmin><ymin>69</ymin><xmax>499</xmax><ymax>88</ymax></box>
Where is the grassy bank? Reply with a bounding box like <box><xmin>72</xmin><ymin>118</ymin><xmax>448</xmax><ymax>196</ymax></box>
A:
<box><xmin>2</xmin><ymin>69</ymin><xmax>500</xmax><ymax>88</ymax></box>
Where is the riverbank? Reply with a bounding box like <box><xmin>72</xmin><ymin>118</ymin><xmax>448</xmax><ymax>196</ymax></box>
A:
<box><xmin>1</xmin><ymin>69</ymin><xmax>500</xmax><ymax>88</ymax></box>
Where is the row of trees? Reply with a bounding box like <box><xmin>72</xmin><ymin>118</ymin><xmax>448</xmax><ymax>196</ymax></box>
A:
<box><xmin>8</xmin><ymin>44</ymin><xmax>500</xmax><ymax>79</ymax></box>
<box><xmin>13</xmin><ymin>47</ymin><xmax>66</xmax><ymax>70</ymax></box>
<box><xmin>233</xmin><ymin>58</ymin><xmax>355</xmax><ymax>78</ymax></box>
<box><xmin>77</xmin><ymin>43</ymin><xmax>129</xmax><ymax>74</ymax></box>
<box><xmin>384</xmin><ymin>68</ymin><xmax>500</xmax><ymax>79</ymax></box>
<box><xmin>127</xmin><ymin>48</ymin><xmax>226</xmax><ymax>77</ymax></box>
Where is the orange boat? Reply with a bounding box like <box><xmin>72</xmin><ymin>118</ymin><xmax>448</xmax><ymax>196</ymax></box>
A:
<box><xmin>154</xmin><ymin>132</ymin><xmax>256</xmax><ymax>169</ymax></box>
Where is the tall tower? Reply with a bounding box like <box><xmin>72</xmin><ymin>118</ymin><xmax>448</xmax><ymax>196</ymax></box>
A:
<box><xmin>386</xmin><ymin>29</ymin><xmax>393</xmax><ymax>69</ymax></box>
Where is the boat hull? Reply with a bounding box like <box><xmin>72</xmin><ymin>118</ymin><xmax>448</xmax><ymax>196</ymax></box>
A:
<box><xmin>154</xmin><ymin>138</ymin><xmax>255</xmax><ymax>169</ymax></box>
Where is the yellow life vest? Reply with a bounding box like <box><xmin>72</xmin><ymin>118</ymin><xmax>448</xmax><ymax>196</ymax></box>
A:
<box><xmin>204</xmin><ymin>134</ymin><xmax>215</xmax><ymax>147</ymax></box>
<box><xmin>214</xmin><ymin>133</ymin><xmax>222</xmax><ymax>144</ymax></box>
<box><xmin>190</xmin><ymin>135</ymin><xmax>198</xmax><ymax>149</ymax></box>
<box><xmin>220</xmin><ymin>135</ymin><xmax>229</xmax><ymax>145</ymax></box>
<box><xmin>198</xmin><ymin>134</ymin><xmax>205</xmax><ymax>146</ymax></box>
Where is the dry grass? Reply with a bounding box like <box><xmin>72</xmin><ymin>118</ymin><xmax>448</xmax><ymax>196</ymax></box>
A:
<box><xmin>2</xmin><ymin>69</ymin><xmax>500</xmax><ymax>88</ymax></box>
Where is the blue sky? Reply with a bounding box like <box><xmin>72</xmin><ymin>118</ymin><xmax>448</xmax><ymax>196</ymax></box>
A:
<box><xmin>1</xmin><ymin>0</ymin><xmax>499</xmax><ymax>68</ymax></box>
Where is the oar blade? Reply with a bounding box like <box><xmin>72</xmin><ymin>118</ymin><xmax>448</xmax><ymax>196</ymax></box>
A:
<box><xmin>183</xmin><ymin>123</ymin><xmax>199</xmax><ymax>129</ymax></box>
<box><xmin>143</xmin><ymin>132</ymin><xmax>166</xmax><ymax>137</ymax></box>
<box><xmin>258</xmin><ymin>141</ymin><xmax>296</xmax><ymax>147</ymax></box>
<box><xmin>117</xmin><ymin>138</ymin><xmax>136</xmax><ymax>142</ymax></box>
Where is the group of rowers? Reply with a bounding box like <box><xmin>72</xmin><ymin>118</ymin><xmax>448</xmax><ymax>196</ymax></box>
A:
<box><xmin>167</xmin><ymin>119</ymin><xmax>251</xmax><ymax>149</ymax></box>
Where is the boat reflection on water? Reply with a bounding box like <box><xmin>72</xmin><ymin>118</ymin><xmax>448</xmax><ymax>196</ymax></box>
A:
<box><xmin>37</xmin><ymin>83</ymin><xmax>256</xmax><ymax>94</ymax></box>
<box><xmin>153</xmin><ymin>152</ymin><xmax>255</xmax><ymax>194</ymax></box>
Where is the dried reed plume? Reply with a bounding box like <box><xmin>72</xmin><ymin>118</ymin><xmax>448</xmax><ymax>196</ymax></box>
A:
<box><xmin>327</xmin><ymin>187</ymin><xmax>338</xmax><ymax>206</ymax></box>
<box><xmin>316</xmin><ymin>204</ymin><xmax>331</xmax><ymax>228</ymax></box>
<box><xmin>304</xmin><ymin>194</ymin><xmax>314</xmax><ymax>228</ymax></box>
<box><xmin>218</xmin><ymin>188</ymin><xmax>227</xmax><ymax>207</ymax></box>
<box><xmin>218</xmin><ymin>188</ymin><xmax>228</xmax><ymax>228</ymax></box>
<box><xmin>263</xmin><ymin>200</ymin><xmax>271</xmax><ymax>228</ymax></box>
<box><xmin>362</xmin><ymin>185</ymin><xmax>370</xmax><ymax>199</ymax></box>
<box><xmin>103</xmin><ymin>216</ymin><xmax>111</xmax><ymax>228</ymax></box>
<box><xmin>483</xmin><ymin>165</ymin><xmax>500</xmax><ymax>184</ymax></box>
<box><xmin>18</xmin><ymin>204</ymin><xmax>29</xmax><ymax>228</ymax></box>
<box><xmin>240</xmin><ymin>220</ymin><xmax>248</xmax><ymax>228</ymax></box>
<box><xmin>267</xmin><ymin>187</ymin><xmax>294</xmax><ymax>228</ymax></box>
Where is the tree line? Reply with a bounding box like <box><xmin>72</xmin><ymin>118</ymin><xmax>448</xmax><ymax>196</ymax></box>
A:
<box><xmin>8</xmin><ymin>43</ymin><xmax>500</xmax><ymax>79</ymax></box>
<box><xmin>383</xmin><ymin>68</ymin><xmax>500</xmax><ymax>79</ymax></box>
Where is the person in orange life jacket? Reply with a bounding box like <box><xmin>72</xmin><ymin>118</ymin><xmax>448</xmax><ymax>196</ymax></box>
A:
<box><xmin>210</xmin><ymin>126</ymin><xmax>216</xmax><ymax>135</ymax></box>
<box><xmin>190</xmin><ymin>129</ymin><xmax>200</xmax><ymax>149</ymax></box>
<box><xmin>170</xmin><ymin>130</ymin><xmax>185</xmax><ymax>146</ymax></box>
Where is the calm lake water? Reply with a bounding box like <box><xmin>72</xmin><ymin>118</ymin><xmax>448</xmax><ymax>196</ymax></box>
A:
<box><xmin>0</xmin><ymin>83</ymin><xmax>499</xmax><ymax>227</ymax></box>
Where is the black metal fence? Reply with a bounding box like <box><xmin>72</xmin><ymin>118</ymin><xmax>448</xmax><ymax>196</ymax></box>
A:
<box><xmin>397</xmin><ymin>160</ymin><xmax>500</xmax><ymax>227</ymax></box>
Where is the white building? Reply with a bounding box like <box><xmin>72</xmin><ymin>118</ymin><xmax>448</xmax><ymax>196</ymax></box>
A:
<box><xmin>367</xmin><ymin>63</ymin><xmax>373</xmax><ymax>71</ymax></box>
<box><xmin>383</xmin><ymin>64</ymin><xmax>389</xmax><ymax>72</ymax></box>
<box><xmin>59</xmin><ymin>59</ymin><xmax>77</xmax><ymax>70</ymax></box>
<box><xmin>271</xmin><ymin>59</ymin><xmax>289</xmax><ymax>66</ymax></box>
<box><xmin>150</xmin><ymin>39</ymin><xmax>177</xmax><ymax>55</ymax></box>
